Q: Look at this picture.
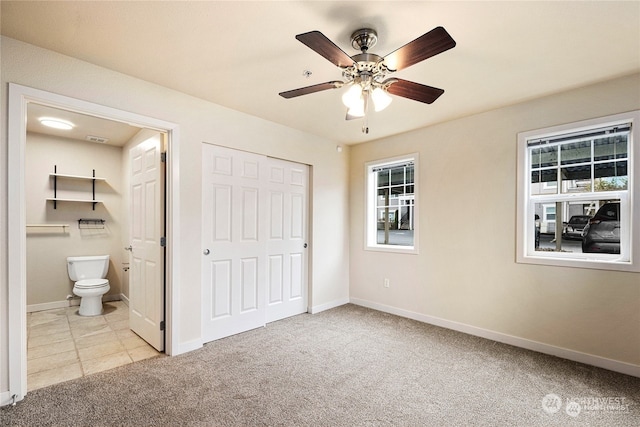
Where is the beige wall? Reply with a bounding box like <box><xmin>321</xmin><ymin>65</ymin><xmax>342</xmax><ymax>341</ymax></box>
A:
<box><xmin>3</xmin><ymin>33</ymin><xmax>637</xmax><ymax>401</ymax></box>
<box><xmin>0</xmin><ymin>36</ymin><xmax>351</xmax><ymax>397</ymax></box>
<box><xmin>25</xmin><ymin>132</ymin><xmax>125</xmax><ymax>307</ymax></box>
<box><xmin>349</xmin><ymin>73</ymin><xmax>640</xmax><ymax>367</ymax></box>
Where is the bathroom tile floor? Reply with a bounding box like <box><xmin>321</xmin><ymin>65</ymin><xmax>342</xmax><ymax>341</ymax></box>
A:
<box><xmin>27</xmin><ymin>300</ymin><xmax>163</xmax><ymax>391</ymax></box>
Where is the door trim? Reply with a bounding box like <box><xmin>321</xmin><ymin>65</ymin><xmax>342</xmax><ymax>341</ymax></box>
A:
<box><xmin>6</xmin><ymin>83</ymin><xmax>181</xmax><ymax>404</ymax></box>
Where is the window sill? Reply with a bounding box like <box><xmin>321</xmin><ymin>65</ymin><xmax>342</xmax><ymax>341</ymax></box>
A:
<box><xmin>365</xmin><ymin>245</ymin><xmax>419</xmax><ymax>255</ymax></box>
<box><xmin>517</xmin><ymin>253</ymin><xmax>638</xmax><ymax>272</ymax></box>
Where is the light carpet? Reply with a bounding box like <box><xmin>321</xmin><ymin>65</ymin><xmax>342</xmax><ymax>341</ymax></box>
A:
<box><xmin>2</xmin><ymin>304</ymin><xmax>638</xmax><ymax>426</ymax></box>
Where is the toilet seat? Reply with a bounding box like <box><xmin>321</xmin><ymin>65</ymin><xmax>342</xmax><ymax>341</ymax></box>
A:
<box><xmin>74</xmin><ymin>279</ymin><xmax>109</xmax><ymax>289</ymax></box>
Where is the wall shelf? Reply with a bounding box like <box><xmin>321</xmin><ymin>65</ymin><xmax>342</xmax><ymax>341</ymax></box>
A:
<box><xmin>50</xmin><ymin>173</ymin><xmax>106</xmax><ymax>181</ymax></box>
<box><xmin>46</xmin><ymin>198</ymin><xmax>104</xmax><ymax>204</ymax></box>
<box><xmin>49</xmin><ymin>165</ymin><xmax>105</xmax><ymax>210</ymax></box>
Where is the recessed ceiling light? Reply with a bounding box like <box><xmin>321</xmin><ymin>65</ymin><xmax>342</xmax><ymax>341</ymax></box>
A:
<box><xmin>39</xmin><ymin>117</ymin><xmax>74</xmax><ymax>130</ymax></box>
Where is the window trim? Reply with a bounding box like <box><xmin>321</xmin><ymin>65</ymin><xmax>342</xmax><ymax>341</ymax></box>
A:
<box><xmin>365</xmin><ymin>153</ymin><xmax>419</xmax><ymax>254</ymax></box>
<box><xmin>516</xmin><ymin>110</ymin><xmax>639</xmax><ymax>272</ymax></box>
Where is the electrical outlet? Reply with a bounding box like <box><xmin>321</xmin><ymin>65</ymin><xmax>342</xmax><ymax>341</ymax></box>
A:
<box><xmin>383</xmin><ymin>278</ymin><xmax>390</xmax><ymax>288</ymax></box>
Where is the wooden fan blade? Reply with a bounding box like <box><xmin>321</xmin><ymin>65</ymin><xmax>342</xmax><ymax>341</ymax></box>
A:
<box><xmin>279</xmin><ymin>81</ymin><xmax>343</xmax><ymax>99</ymax></box>
<box><xmin>385</xmin><ymin>79</ymin><xmax>445</xmax><ymax>104</ymax></box>
<box><xmin>383</xmin><ymin>27</ymin><xmax>456</xmax><ymax>72</ymax></box>
<box><xmin>296</xmin><ymin>31</ymin><xmax>355</xmax><ymax>68</ymax></box>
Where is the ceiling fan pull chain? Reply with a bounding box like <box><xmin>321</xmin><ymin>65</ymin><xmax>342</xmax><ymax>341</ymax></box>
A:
<box><xmin>362</xmin><ymin>91</ymin><xmax>370</xmax><ymax>133</ymax></box>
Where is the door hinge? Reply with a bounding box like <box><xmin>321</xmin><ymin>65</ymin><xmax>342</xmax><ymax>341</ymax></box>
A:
<box><xmin>161</xmin><ymin>152</ymin><xmax>166</xmax><ymax>163</ymax></box>
<box><xmin>160</xmin><ymin>321</ymin><xmax>165</xmax><ymax>331</ymax></box>
<box><xmin>160</xmin><ymin>237</ymin><xmax>166</xmax><ymax>247</ymax></box>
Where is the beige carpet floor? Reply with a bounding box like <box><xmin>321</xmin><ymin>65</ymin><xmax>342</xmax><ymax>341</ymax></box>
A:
<box><xmin>2</xmin><ymin>304</ymin><xmax>638</xmax><ymax>426</ymax></box>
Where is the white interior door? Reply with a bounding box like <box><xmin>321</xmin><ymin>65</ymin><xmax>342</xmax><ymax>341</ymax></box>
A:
<box><xmin>201</xmin><ymin>144</ymin><xmax>309</xmax><ymax>342</ymax></box>
<box><xmin>129</xmin><ymin>134</ymin><xmax>164</xmax><ymax>351</ymax></box>
<box><xmin>202</xmin><ymin>144</ymin><xmax>267</xmax><ymax>341</ymax></box>
<box><xmin>265</xmin><ymin>158</ymin><xmax>309</xmax><ymax>323</ymax></box>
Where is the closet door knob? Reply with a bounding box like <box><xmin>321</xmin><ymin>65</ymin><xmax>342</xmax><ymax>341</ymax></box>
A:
<box><xmin>203</xmin><ymin>249</ymin><xmax>210</xmax><ymax>255</ymax></box>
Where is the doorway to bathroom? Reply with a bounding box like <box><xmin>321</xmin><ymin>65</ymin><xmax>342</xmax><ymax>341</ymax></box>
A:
<box><xmin>24</xmin><ymin>104</ymin><xmax>165</xmax><ymax>391</ymax></box>
<box><xmin>8</xmin><ymin>83</ymin><xmax>180</xmax><ymax>399</ymax></box>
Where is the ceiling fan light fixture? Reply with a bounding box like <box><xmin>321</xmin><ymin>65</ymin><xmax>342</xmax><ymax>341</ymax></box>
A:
<box><xmin>346</xmin><ymin>98</ymin><xmax>366</xmax><ymax>118</ymax></box>
<box><xmin>341</xmin><ymin>83</ymin><xmax>363</xmax><ymax>109</ymax></box>
<box><xmin>371</xmin><ymin>87</ymin><xmax>392</xmax><ymax>112</ymax></box>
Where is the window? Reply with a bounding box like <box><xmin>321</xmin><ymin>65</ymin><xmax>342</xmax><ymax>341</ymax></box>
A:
<box><xmin>365</xmin><ymin>154</ymin><xmax>418</xmax><ymax>253</ymax></box>
<box><xmin>517</xmin><ymin>111</ymin><xmax>639</xmax><ymax>271</ymax></box>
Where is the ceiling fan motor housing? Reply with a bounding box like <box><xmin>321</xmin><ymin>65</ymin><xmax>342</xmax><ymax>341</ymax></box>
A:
<box><xmin>344</xmin><ymin>52</ymin><xmax>388</xmax><ymax>89</ymax></box>
<box><xmin>351</xmin><ymin>28</ymin><xmax>378</xmax><ymax>52</ymax></box>
<box><xmin>346</xmin><ymin>30</ymin><xmax>389</xmax><ymax>87</ymax></box>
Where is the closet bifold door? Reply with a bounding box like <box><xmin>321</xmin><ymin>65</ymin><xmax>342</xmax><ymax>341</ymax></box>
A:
<box><xmin>201</xmin><ymin>144</ymin><xmax>268</xmax><ymax>342</ymax></box>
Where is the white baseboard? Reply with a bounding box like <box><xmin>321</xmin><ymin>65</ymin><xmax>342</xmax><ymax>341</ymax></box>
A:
<box><xmin>119</xmin><ymin>293</ymin><xmax>129</xmax><ymax>306</ymax></box>
<box><xmin>350</xmin><ymin>297</ymin><xmax>640</xmax><ymax>378</ymax></box>
<box><xmin>310</xmin><ymin>297</ymin><xmax>350</xmax><ymax>314</ymax></box>
<box><xmin>27</xmin><ymin>294</ymin><xmax>123</xmax><ymax>313</ymax></box>
<box><xmin>27</xmin><ymin>300</ymin><xmax>74</xmax><ymax>313</ymax></box>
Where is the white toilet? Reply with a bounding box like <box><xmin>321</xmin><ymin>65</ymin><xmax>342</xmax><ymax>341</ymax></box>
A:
<box><xmin>67</xmin><ymin>255</ymin><xmax>110</xmax><ymax>316</ymax></box>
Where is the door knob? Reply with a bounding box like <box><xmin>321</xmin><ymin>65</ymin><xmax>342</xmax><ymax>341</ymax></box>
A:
<box><xmin>124</xmin><ymin>245</ymin><xmax>132</xmax><ymax>251</ymax></box>
<box><xmin>203</xmin><ymin>249</ymin><xmax>210</xmax><ymax>255</ymax></box>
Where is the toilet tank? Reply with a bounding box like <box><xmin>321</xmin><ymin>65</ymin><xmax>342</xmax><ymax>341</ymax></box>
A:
<box><xmin>67</xmin><ymin>255</ymin><xmax>110</xmax><ymax>281</ymax></box>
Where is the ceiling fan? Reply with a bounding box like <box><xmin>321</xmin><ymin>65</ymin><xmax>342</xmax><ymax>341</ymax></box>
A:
<box><xmin>279</xmin><ymin>26</ymin><xmax>456</xmax><ymax>133</ymax></box>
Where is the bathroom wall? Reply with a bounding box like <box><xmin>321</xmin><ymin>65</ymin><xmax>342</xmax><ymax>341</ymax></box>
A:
<box><xmin>25</xmin><ymin>132</ymin><xmax>125</xmax><ymax>309</ymax></box>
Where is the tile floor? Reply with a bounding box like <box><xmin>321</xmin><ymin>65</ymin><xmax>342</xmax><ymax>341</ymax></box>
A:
<box><xmin>27</xmin><ymin>300</ymin><xmax>162</xmax><ymax>391</ymax></box>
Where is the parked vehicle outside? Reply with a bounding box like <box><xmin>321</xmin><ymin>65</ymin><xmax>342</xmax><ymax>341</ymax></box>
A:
<box><xmin>562</xmin><ymin>215</ymin><xmax>591</xmax><ymax>240</ymax></box>
<box><xmin>582</xmin><ymin>202</ymin><xmax>620</xmax><ymax>254</ymax></box>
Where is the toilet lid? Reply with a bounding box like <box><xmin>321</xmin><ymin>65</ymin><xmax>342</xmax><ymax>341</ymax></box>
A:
<box><xmin>75</xmin><ymin>279</ymin><xmax>109</xmax><ymax>289</ymax></box>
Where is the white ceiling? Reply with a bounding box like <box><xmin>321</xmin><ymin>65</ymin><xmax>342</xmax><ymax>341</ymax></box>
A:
<box><xmin>27</xmin><ymin>103</ymin><xmax>142</xmax><ymax>147</ymax></box>
<box><xmin>3</xmin><ymin>1</ymin><xmax>639</xmax><ymax>145</ymax></box>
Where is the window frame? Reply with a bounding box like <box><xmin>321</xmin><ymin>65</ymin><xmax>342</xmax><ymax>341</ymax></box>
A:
<box><xmin>365</xmin><ymin>153</ymin><xmax>419</xmax><ymax>254</ymax></box>
<box><xmin>516</xmin><ymin>110</ymin><xmax>639</xmax><ymax>272</ymax></box>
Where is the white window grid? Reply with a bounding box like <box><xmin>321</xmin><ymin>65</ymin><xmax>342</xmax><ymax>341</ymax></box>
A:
<box><xmin>517</xmin><ymin>110</ymin><xmax>639</xmax><ymax>271</ymax></box>
<box><xmin>365</xmin><ymin>153</ymin><xmax>419</xmax><ymax>254</ymax></box>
